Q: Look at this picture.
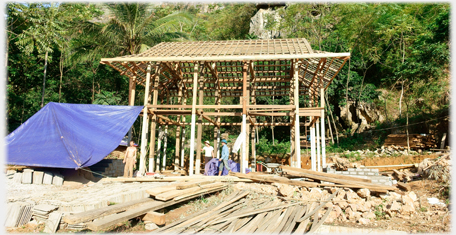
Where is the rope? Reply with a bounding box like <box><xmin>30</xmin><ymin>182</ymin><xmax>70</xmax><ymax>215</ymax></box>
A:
<box><xmin>78</xmin><ymin>167</ymin><xmax>112</xmax><ymax>178</ymax></box>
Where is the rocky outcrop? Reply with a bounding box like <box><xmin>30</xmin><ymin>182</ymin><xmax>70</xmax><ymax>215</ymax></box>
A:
<box><xmin>249</xmin><ymin>8</ymin><xmax>286</xmax><ymax>39</ymax></box>
<box><xmin>339</xmin><ymin>101</ymin><xmax>385</xmax><ymax>134</ymax></box>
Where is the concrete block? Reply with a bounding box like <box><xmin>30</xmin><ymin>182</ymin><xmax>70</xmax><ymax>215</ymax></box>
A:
<box><xmin>355</xmin><ymin>168</ymin><xmax>363</xmax><ymax>172</ymax></box>
<box><xmin>22</xmin><ymin>169</ymin><xmax>34</xmax><ymax>184</ymax></box>
<box><xmin>347</xmin><ymin>168</ymin><xmax>355</xmax><ymax>172</ymax></box>
<box><xmin>349</xmin><ymin>172</ymin><xmax>357</xmax><ymax>175</ymax></box>
<box><xmin>370</xmin><ymin>169</ymin><xmax>379</xmax><ymax>173</ymax></box>
<box><xmin>52</xmin><ymin>174</ymin><xmax>64</xmax><ymax>186</ymax></box>
<box><xmin>33</xmin><ymin>171</ymin><xmax>44</xmax><ymax>185</ymax></box>
<box><xmin>7</xmin><ymin>169</ymin><xmax>17</xmax><ymax>176</ymax></box>
<box><xmin>43</xmin><ymin>172</ymin><xmax>53</xmax><ymax>185</ymax></box>
<box><xmin>366</xmin><ymin>172</ymin><xmax>375</xmax><ymax>176</ymax></box>
<box><xmin>342</xmin><ymin>172</ymin><xmax>349</xmax><ymax>175</ymax></box>
<box><xmin>13</xmin><ymin>172</ymin><xmax>23</xmax><ymax>183</ymax></box>
<box><xmin>357</xmin><ymin>172</ymin><xmax>365</xmax><ymax>175</ymax></box>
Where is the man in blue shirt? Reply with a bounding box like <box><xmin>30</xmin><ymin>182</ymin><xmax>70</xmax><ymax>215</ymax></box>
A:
<box><xmin>218</xmin><ymin>139</ymin><xmax>231</xmax><ymax>176</ymax></box>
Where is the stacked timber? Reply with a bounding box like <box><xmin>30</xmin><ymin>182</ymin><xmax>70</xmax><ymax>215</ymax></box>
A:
<box><xmin>62</xmin><ymin>180</ymin><xmax>227</xmax><ymax>232</ymax></box>
<box><xmin>231</xmin><ymin>166</ymin><xmax>398</xmax><ymax>193</ymax></box>
<box><xmin>383</xmin><ymin>134</ymin><xmax>437</xmax><ymax>150</ymax></box>
<box><xmin>154</xmin><ymin>190</ymin><xmax>334</xmax><ymax>234</ymax></box>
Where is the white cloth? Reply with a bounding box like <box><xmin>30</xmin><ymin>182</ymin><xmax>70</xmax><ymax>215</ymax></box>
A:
<box><xmin>232</xmin><ymin>132</ymin><xmax>246</xmax><ymax>153</ymax></box>
<box><xmin>203</xmin><ymin>146</ymin><xmax>214</xmax><ymax>157</ymax></box>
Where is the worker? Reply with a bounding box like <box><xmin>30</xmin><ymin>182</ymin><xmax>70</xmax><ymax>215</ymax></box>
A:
<box><xmin>123</xmin><ymin>140</ymin><xmax>137</xmax><ymax>178</ymax></box>
<box><xmin>218</xmin><ymin>139</ymin><xmax>231</xmax><ymax>176</ymax></box>
<box><xmin>203</xmin><ymin>140</ymin><xmax>215</xmax><ymax>174</ymax></box>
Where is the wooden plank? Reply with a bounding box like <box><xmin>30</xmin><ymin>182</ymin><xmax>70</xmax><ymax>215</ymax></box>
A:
<box><xmin>174</xmin><ymin>184</ymin><xmax>227</xmax><ymax>201</ymax></box>
<box><xmin>146</xmin><ymin>185</ymin><xmax>177</xmax><ymax>196</ymax></box>
<box><xmin>397</xmin><ymin>182</ymin><xmax>411</xmax><ymax>191</ymax></box>
<box><xmin>293</xmin><ymin>218</ymin><xmax>310</xmax><ymax>234</ymax></box>
<box><xmin>86</xmin><ymin>185</ymin><xmax>226</xmax><ymax>231</ymax></box>
<box><xmin>282</xmin><ymin>169</ymin><xmax>396</xmax><ymax>191</ymax></box>
<box><xmin>280</xmin><ymin>165</ymin><xmax>372</xmax><ymax>183</ymax></box>
<box><xmin>282</xmin><ymin>205</ymin><xmax>306</xmax><ymax>234</ymax></box>
<box><xmin>155</xmin><ymin>182</ymin><xmax>225</xmax><ymax>201</ymax></box>
<box><xmin>62</xmin><ymin>198</ymin><xmax>153</xmax><ymax>224</ymax></box>
<box><xmin>256</xmin><ymin>208</ymin><xmax>283</xmax><ymax>233</ymax></box>
<box><xmin>230</xmin><ymin>172</ymin><xmax>320</xmax><ymax>187</ymax></box>
<box><xmin>175</xmin><ymin>179</ymin><xmax>215</xmax><ymax>190</ymax></box>
<box><xmin>273</xmin><ymin>206</ymin><xmax>298</xmax><ymax>234</ymax></box>
<box><xmin>142</xmin><ymin>211</ymin><xmax>165</xmax><ymax>226</ymax></box>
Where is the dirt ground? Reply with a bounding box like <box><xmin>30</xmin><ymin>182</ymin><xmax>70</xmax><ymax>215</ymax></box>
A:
<box><xmin>6</xmin><ymin>154</ymin><xmax>451</xmax><ymax>233</ymax></box>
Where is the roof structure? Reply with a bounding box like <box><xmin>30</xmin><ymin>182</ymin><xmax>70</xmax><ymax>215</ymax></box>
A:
<box><xmin>101</xmin><ymin>38</ymin><xmax>349</xmax><ymax>99</ymax></box>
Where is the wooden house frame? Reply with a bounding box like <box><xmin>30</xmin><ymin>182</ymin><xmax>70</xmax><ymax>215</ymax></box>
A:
<box><xmin>100</xmin><ymin>38</ymin><xmax>350</xmax><ymax>176</ymax></box>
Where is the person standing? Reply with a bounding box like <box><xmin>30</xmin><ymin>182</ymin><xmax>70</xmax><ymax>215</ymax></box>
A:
<box><xmin>202</xmin><ymin>140</ymin><xmax>215</xmax><ymax>165</ymax></box>
<box><xmin>123</xmin><ymin>140</ymin><xmax>137</xmax><ymax>178</ymax></box>
<box><xmin>218</xmin><ymin>139</ymin><xmax>231</xmax><ymax>176</ymax></box>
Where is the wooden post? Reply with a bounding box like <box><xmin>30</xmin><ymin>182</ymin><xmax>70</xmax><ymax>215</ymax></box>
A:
<box><xmin>310</xmin><ymin>92</ymin><xmax>316</xmax><ymax>171</ymax></box>
<box><xmin>195</xmin><ymin>68</ymin><xmax>204</xmax><ymax>175</ymax></box>
<box><xmin>180</xmin><ymin>97</ymin><xmax>187</xmax><ymax>168</ymax></box>
<box><xmin>294</xmin><ymin>60</ymin><xmax>301</xmax><ymax>168</ymax></box>
<box><xmin>163</xmin><ymin>123</ymin><xmax>168</xmax><ymax>171</ymax></box>
<box><xmin>189</xmin><ymin>63</ymin><xmax>199</xmax><ymax>176</ymax></box>
<box><xmin>321</xmin><ymin>88</ymin><xmax>326</xmax><ymax>169</ymax></box>
<box><xmin>174</xmin><ymin>80</ymin><xmax>183</xmax><ymax>170</ymax></box>
<box><xmin>148</xmin><ymin>66</ymin><xmax>161</xmax><ymax>173</ymax></box>
<box><xmin>157</xmin><ymin>126</ymin><xmax>163</xmax><ymax>169</ymax></box>
<box><xmin>127</xmin><ymin>76</ymin><xmax>137</xmax><ymax>144</ymax></box>
<box><xmin>139</xmin><ymin>66</ymin><xmax>151</xmax><ymax>175</ymax></box>
<box><xmin>316</xmin><ymin>121</ymin><xmax>321</xmax><ymax>172</ymax></box>
<box><xmin>289</xmin><ymin>62</ymin><xmax>295</xmax><ymax>167</ymax></box>
<box><xmin>251</xmin><ymin>88</ymin><xmax>256</xmax><ymax>171</ymax></box>
<box><xmin>241</xmin><ymin>62</ymin><xmax>248</xmax><ymax>173</ymax></box>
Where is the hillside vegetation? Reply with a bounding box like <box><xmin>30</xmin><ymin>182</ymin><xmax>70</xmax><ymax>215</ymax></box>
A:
<box><xmin>6</xmin><ymin>3</ymin><xmax>450</xmax><ymax>157</ymax></box>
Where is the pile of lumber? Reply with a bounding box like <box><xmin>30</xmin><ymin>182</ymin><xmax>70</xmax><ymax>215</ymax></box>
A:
<box><xmin>383</xmin><ymin>134</ymin><xmax>437</xmax><ymax>149</ymax></box>
<box><xmin>231</xmin><ymin>166</ymin><xmax>398</xmax><ymax>193</ymax></box>
<box><xmin>154</xmin><ymin>190</ymin><xmax>335</xmax><ymax>234</ymax></box>
<box><xmin>62</xmin><ymin>180</ymin><xmax>227</xmax><ymax>231</ymax></box>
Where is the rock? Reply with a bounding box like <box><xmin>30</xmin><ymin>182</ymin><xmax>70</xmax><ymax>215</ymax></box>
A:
<box><xmin>249</xmin><ymin>8</ymin><xmax>286</xmax><ymax>39</ymax></box>
<box><xmin>309</xmin><ymin>188</ymin><xmax>322</xmax><ymax>200</ymax></box>
<box><xmin>275</xmin><ymin>183</ymin><xmax>296</xmax><ymax>197</ymax></box>
<box><xmin>26</xmin><ymin>220</ymin><xmax>38</xmax><ymax>229</ymax></box>
<box><xmin>333</xmin><ymin>205</ymin><xmax>343</xmax><ymax>218</ymax></box>
<box><xmin>401</xmin><ymin>204</ymin><xmax>415</xmax><ymax>215</ymax></box>
<box><xmin>402</xmin><ymin>195</ymin><xmax>415</xmax><ymax>207</ymax></box>
<box><xmin>362</xmin><ymin>211</ymin><xmax>376</xmax><ymax>219</ymax></box>
<box><xmin>346</xmin><ymin>207</ymin><xmax>361</xmax><ymax>221</ymax></box>
<box><xmin>145</xmin><ymin>223</ymin><xmax>159</xmax><ymax>231</ymax></box>
<box><xmin>388</xmin><ymin>201</ymin><xmax>402</xmax><ymax>211</ymax></box>
<box><xmin>358</xmin><ymin>218</ymin><xmax>370</xmax><ymax>225</ymax></box>
<box><xmin>407</xmin><ymin>191</ymin><xmax>418</xmax><ymax>201</ymax></box>
<box><xmin>326</xmin><ymin>211</ymin><xmax>338</xmax><ymax>224</ymax></box>
<box><xmin>324</xmin><ymin>202</ymin><xmax>333</xmax><ymax>208</ymax></box>
<box><xmin>357</xmin><ymin>188</ymin><xmax>370</xmax><ymax>198</ymax></box>
<box><xmin>335</xmin><ymin>201</ymin><xmax>348</xmax><ymax>210</ymax></box>
<box><xmin>345</xmin><ymin>191</ymin><xmax>361</xmax><ymax>201</ymax></box>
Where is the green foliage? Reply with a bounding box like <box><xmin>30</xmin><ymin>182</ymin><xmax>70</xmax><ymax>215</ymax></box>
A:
<box><xmin>256</xmin><ymin>137</ymin><xmax>290</xmax><ymax>158</ymax></box>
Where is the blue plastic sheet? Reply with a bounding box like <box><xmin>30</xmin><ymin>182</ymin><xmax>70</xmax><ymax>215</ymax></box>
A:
<box><xmin>6</xmin><ymin>102</ymin><xmax>143</xmax><ymax>169</ymax></box>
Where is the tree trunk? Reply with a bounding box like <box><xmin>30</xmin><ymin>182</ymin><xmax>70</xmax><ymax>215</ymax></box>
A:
<box><xmin>399</xmin><ymin>81</ymin><xmax>403</xmax><ymax>118</ymax></box>
<box><xmin>40</xmin><ymin>51</ymin><xmax>48</xmax><ymax>108</ymax></box>
<box><xmin>59</xmin><ymin>53</ymin><xmax>63</xmax><ymax>103</ymax></box>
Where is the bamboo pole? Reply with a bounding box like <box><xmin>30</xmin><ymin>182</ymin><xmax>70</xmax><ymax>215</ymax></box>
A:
<box><xmin>127</xmin><ymin>75</ymin><xmax>136</xmax><ymax>144</ymax></box>
<box><xmin>139</xmin><ymin>64</ymin><xmax>152</xmax><ymax>175</ymax></box>
<box><xmin>241</xmin><ymin>62</ymin><xmax>248</xmax><ymax>173</ymax></box>
<box><xmin>189</xmin><ymin>63</ymin><xmax>199</xmax><ymax>176</ymax></box>
<box><xmin>157</xmin><ymin>126</ymin><xmax>163</xmax><ymax>169</ymax></box>
<box><xmin>310</xmin><ymin>92</ymin><xmax>316</xmax><ymax>171</ymax></box>
<box><xmin>195</xmin><ymin>71</ymin><xmax>204</xmax><ymax>175</ymax></box>
<box><xmin>180</xmin><ymin>97</ymin><xmax>187</xmax><ymax>168</ymax></box>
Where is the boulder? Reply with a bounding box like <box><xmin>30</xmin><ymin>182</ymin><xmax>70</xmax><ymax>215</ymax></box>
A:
<box><xmin>345</xmin><ymin>191</ymin><xmax>361</xmax><ymax>201</ymax></box>
<box><xmin>402</xmin><ymin>195</ymin><xmax>415</xmax><ymax>207</ymax></box>
<box><xmin>401</xmin><ymin>204</ymin><xmax>415</xmax><ymax>215</ymax></box>
<box><xmin>407</xmin><ymin>191</ymin><xmax>418</xmax><ymax>201</ymax></box>
<box><xmin>326</xmin><ymin>211</ymin><xmax>338</xmax><ymax>224</ymax></box>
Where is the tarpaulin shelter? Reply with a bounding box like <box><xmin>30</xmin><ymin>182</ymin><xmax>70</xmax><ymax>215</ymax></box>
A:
<box><xmin>6</xmin><ymin>102</ymin><xmax>143</xmax><ymax>169</ymax></box>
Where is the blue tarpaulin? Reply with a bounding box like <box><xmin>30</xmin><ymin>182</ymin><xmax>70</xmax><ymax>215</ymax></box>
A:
<box><xmin>6</xmin><ymin>102</ymin><xmax>143</xmax><ymax>169</ymax></box>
